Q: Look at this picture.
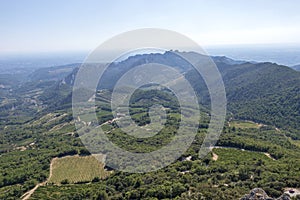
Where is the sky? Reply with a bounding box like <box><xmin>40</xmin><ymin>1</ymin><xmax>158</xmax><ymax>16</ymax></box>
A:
<box><xmin>1</xmin><ymin>0</ymin><xmax>300</xmax><ymax>54</ymax></box>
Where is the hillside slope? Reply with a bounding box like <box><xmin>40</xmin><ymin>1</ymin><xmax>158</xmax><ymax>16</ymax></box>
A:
<box><xmin>50</xmin><ymin>51</ymin><xmax>300</xmax><ymax>135</ymax></box>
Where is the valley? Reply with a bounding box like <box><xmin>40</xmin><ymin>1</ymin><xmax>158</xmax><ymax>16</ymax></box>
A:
<box><xmin>0</xmin><ymin>52</ymin><xmax>299</xmax><ymax>199</ymax></box>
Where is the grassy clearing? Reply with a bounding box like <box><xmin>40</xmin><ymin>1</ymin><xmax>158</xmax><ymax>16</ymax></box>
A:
<box><xmin>229</xmin><ymin>120</ymin><xmax>261</xmax><ymax>129</ymax></box>
<box><xmin>212</xmin><ymin>148</ymin><xmax>274</xmax><ymax>166</ymax></box>
<box><xmin>48</xmin><ymin>155</ymin><xmax>109</xmax><ymax>184</ymax></box>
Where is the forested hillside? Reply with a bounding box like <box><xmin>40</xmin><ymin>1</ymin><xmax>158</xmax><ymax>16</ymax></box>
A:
<box><xmin>0</xmin><ymin>51</ymin><xmax>299</xmax><ymax>199</ymax></box>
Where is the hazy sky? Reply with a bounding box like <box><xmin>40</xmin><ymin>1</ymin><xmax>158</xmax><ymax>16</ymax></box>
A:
<box><xmin>1</xmin><ymin>0</ymin><xmax>300</xmax><ymax>53</ymax></box>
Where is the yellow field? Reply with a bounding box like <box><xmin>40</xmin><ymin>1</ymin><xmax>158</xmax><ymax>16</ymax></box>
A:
<box><xmin>48</xmin><ymin>155</ymin><xmax>109</xmax><ymax>184</ymax></box>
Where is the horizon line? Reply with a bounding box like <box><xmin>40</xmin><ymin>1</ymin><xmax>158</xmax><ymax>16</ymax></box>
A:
<box><xmin>2</xmin><ymin>42</ymin><xmax>300</xmax><ymax>56</ymax></box>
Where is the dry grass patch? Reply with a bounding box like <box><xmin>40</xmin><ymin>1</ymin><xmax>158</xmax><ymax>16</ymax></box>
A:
<box><xmin>229</xmin><ymin>121</ymin><xmax>261</xmax><ymax>129</ymax></box>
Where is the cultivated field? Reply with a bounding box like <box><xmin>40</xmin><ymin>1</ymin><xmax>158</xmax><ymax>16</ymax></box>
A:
<box><xmin>48</xmin><ymin>155</ymin><xmax>109</xmax><ymax>184</ymax></box>
<box><xmin>229</xmin><ymin>120</ymin><xmax>261</xmax><ymax>129</ymax></box>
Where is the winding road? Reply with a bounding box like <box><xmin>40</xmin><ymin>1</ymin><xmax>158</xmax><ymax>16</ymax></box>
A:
<box><xmin>21</xmin><ymin>157</ymin><xmax>57</xmax><ymax>200</ymax></box>
<box><xmin>210</xmin><ymin>146</ymin><xmax>276</xmax><ymax>161</ymax></box>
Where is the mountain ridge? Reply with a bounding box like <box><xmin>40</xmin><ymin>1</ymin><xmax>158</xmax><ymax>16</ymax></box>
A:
<box><xmin>53</xmin><ymin>51</ymin><xmax>299</xmax><ymax>134</ymax></box>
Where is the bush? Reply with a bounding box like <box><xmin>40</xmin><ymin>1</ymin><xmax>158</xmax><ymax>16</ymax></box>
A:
<box><xmin>60</xmin><ymin>179</ymin><xmax>69</xmax><ymax>184</ymax></box>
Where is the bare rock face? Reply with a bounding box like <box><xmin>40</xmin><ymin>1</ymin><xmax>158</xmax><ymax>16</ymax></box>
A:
<box><xmin>240</xmin><ymin>188</ymin><xmax>291</xmax><ymax>200</ymax></box>
<box><xmin>241</xmin><ymin>188</ymin><xmax>273</xmax><ymax>200</ymax></box>
<box><xmin>276</xmin><ymin>194</ymin><xmax>292</xmax><ymax>200</ymax></box>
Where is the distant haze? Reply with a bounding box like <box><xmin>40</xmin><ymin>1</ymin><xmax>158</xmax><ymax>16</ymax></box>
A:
<box><xmin>206</xmin><ymin>44</ymin><xmax>300</xmax><ymax>66</ymax></box>
<box><xmin>1</xmin><ymin>44</ymin><xmax>300</xmax><ymax>74</ymax></box>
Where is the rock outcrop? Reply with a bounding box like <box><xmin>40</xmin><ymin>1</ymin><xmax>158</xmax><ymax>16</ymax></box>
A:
<box><xmin>240</xmin><ymin>188</ymin><xmax>291</xmax><ymax>200</ymax></box>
